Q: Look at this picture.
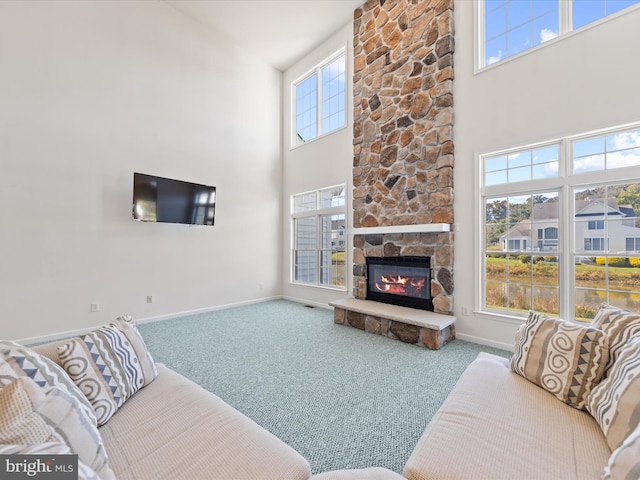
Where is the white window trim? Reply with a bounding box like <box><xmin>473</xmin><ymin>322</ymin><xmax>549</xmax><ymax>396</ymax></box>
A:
<box><xmin>290</xmin><ymin>184</ymin><xmax>347</xmax><ymax>291</ymax></box>
<box><xmin>474</xmin><ymin>1</ymin><xmax>640</xmax><ymax>74</ymax></box>
<box><xmin>476</xmin><ymin>121</ymin><xmax>640</xmax><ymax>324</ymax></box>
<box><xmin>290</xmin><ymin>46</ymin><xmax>347</xmax><ymax>149</ymax></box>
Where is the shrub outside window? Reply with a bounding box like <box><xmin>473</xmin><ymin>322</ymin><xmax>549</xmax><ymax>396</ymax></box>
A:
<box><xmin>293</xmin><ymin>49</ymin><xmax>346</xmax><ymax>146</ymax></box>
<box><xmin>481</xmin><ymin>124</ymin><xmax>640</xmax><ymax>322</ymax></box>
<box><xmin>292</xmin><ymin>185</ymin><xmax>347</xmax><ymax>289</ymax></box>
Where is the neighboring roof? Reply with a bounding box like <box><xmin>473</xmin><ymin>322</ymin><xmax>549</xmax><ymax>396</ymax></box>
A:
<box><xmin>531</xmin><ymin>202</ymin><xmax>558</xmax><ymax>220</ymax></box>
<box><xmin>506</xmin><ymin>220</ymin><xmax>531</xmax><ymax>238</ymax></box>
<box><xmin>575</xmin><ymin>198</ymin><xmax>626</xmax><ymax>217</ymax></box>
<box><xmin>499</xmin><ymin>198</ymin><xmax>637</xmax><ymax>240</ymax></box>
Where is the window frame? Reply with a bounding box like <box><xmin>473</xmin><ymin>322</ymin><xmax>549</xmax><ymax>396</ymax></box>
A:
<box><xmin>475</xmin><ymin>0</ymin><xmax>640</xmax><ymax>72</ymax></box>
<box><xmin>477</xmin><ymin>122</ymin><xmax>640</xmax><ymax>323</ymax></box>
<box><xmin>626</xmin><ymin>237</ymin><xmax>640</xmax><ymax>251</ymax></box>
<box><xmin>291</xmin><ymin>185</ymin><xmax>347</xmax><ymax>291</ymax></box>
<box><xmin>291</xmin><ymin>47</ymin><xmax>347</xmax><ymax>148</ymax></box>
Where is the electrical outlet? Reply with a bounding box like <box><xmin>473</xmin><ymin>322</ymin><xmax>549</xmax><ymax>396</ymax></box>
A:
<box><xmin>90</xmin><ymin>303</ymin><xmax>99</xmax><ymax>313</ymax></box>
<box><xmin>146</xmin><ymin>295</ymin><xmax>153</xmax><ymax>304</ymax></box>
<box><xmin>462</xmin><ymin>307</ymin><xmax>470</xmax><ymax>316</ymax></box>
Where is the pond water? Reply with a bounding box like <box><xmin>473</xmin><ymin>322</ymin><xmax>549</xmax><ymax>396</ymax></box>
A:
<box><xmin>486</xmin><ymin>274</ymin><xmax>640</xmax><ymax>320</ymax></box>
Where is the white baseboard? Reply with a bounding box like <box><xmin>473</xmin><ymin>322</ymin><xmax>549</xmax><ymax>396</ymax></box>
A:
<box><xmin>20</xmin><ymin>325</ymin><xmax>105</xmax><ymax>347</ymax></box>
<box><xmin>281</xmin><ymin>295</ymin><xmax>333</xmax><ymax>310</ymax></box>
<box><xmin>134</xmin><ymin>296</ymin><xmax>284</xmax><ymax>325</ymax></box>
<box><xmin>455</xmin><ymin>333</ymin><xmax>513</xmax><ymax>352</ymax></box>
<box><xmin>19</xmin><ymin>296</ymin><xmax>284</xmax><ymax>346</ymax></box>
<box><xmin>20</xmin><ymin>298</ymin><xmax>513</xmax><ymax>354</ymax></box>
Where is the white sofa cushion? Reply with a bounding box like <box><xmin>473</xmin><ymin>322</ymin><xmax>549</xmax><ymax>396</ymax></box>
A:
<box><xmin>404</xmin><ymin>352</ymin><xmax>610</xmax><ymax>480</ymax></box>
<box><xmin>311</xmin><ymin>467</ymin><xmax>405</xmax><ymax>479</ymax></box>
<box><xmin>510</xmin><ymin>311</ymin><xmax>609</xmax><ymax>409</ymax></box>
<box><xmin>98</xmin><ymin>363</ymin><xmax>311</xmax><ymax>480</ymax></box>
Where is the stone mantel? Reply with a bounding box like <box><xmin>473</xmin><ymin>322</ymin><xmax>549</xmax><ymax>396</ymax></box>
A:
<box><xmin>350</xmin><ymin>223</ymin><xmax>450</xmax><ymax>235</ymax></box>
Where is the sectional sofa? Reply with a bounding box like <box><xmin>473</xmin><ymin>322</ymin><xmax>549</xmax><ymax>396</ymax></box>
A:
<box><xmin>0</xmin><ymin>316</ymin><xmax>403</xmax><ymax>479</ymax></box>
<box><xmin>403</xmin><ymin>306</ymin><xmax>640</xmax><ymax>480</ymax></box>
<box><xmin>1</xmin><ymin>304</ymin><xmax>639</xmax><ymax>479</ymax></box>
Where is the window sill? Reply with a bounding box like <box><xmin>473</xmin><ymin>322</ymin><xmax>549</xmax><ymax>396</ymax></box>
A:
<box><xmin>474</xmin><ymin>309</ymin><xmax>527</xmax><ymax>326</ymax></box>
<box><xmin>289</xmin><ymin>282</ymin><xmax>347</xmax><ymax>292</ymax></box>
<box><xmin>289</xmin><ymin>124</ymin><xmax>348</xmax><ymax>151</ymax></box>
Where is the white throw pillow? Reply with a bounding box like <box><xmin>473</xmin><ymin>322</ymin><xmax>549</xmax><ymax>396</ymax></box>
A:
<box><xmin>587</xmin><ymin>335</ymin><xmax>640</xmax><ymax>451</ymax></box>
<box><xmin>0</xmin><ymin>340</ymin><xmax>97</xmax><ymax>427</ymax></box>
<box><xmin>511</xmin><ymin>310</ymin><xmax>609</xmax><ymax>409</ymax></box>
<box><xmin>57</xmin><ymin>315</ymin><xmax>157</xmax><ymax>425</ymax></box>
<box><xmin>602</xmin><ymin>424</ymin><xmax>640</xmax><ymax>480</ymax></box>
<box><xmin>0</xmin><ymin>376</ymin><xmax>115</xmax><ymax>480</ymax></box>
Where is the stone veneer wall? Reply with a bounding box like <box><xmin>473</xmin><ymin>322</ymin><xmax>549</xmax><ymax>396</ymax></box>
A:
<box><xmin>352</xmin><ymin>0</ymin><xmax>454</xmax><ymax>315</ymax></box>
<box><xmin>353</xmin><ymin>232</ymin><xmax>453</xmax><ymax>313</ymax></box>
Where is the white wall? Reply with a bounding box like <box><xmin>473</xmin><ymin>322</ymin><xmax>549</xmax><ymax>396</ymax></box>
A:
<box><xmin>454</xmin><ymin>2</ymin><xmax>640</xmax><ymax>349</ymax></box>
<box><xmin>281</xmin><ymin>23</ymin><xmax>354</xmax><ymax>308</ymax></box>
<box><xmin>0</xmin><ymin>1</ymin><xmax>283</xmax><ymax>341</ymax></box>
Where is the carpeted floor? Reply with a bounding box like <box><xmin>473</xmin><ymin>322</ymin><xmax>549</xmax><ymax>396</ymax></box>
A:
<box><xmin>137</xmin><ymin>299</ymin><xmax>510</xmax><ymax>474</ymax></box>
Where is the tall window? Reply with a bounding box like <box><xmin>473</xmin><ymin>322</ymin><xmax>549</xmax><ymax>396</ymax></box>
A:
<box><xmin>480</xmin><ymin>0</ymin><xmax>640</xmax><ymax>68</ymax></box>
<box><xmin>292</xmin><ymin>185</ymin><xmax>347</xmax><ymax>289</ymax></box>
<box><xmin>481</xmin><ymin>124</ymin><xmax>640</xmax><ymax>322</ymax></box>
<box><xmin>293</xmin><ymin>49</ymin><xmax>346</xmax><ymax>146</ymax></box>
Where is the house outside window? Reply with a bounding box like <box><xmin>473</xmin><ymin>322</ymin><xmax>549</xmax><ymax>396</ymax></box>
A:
<box><xmin>626</xmin><ymin>237</ymin><xmax>640</xmax><ymax>251</ymax></box>
<box><xmin>584</xmin><ymin>237</ymin><xmax>606</xmax><ymax>251</ymax></box>
<box><xmin>292</xmin><ymin>49</ymin><xmax>346</xmax><ymax>146</ymax></box>
<box><xmin>588</xmin><ymin>220</ymin><xmax>605</xmax><ymax>230</ymax></box>
<box><xmin>481</xmin><ymin>123</ymin><xmax>640</xmax><ymax>322</ymax></box>
<box><xmin>479</xmin><ymin>0</ymin><xmax>640</xmax><ymax>69</ymax></box>
<box><xmin>292</xmin><ymin>185</ymin><xmax>347</xmax><ymax>289</ymax></box>
<box><xmin>508</xmin><ymin>239</ymin><xmax>522</xmax><ymax>250</ymax></box>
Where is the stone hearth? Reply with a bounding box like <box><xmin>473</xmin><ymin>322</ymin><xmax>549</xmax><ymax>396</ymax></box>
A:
<box><xmin>331</xmin><ymin>298</ymin><xmax>455</xmax><ymax>350</ymax></box>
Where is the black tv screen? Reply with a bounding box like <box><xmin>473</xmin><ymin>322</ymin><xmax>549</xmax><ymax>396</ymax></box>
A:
<box><xmin>133</xmin><ymin>173</ymin><xmax>216</xmax><ymax>226</ymax></box>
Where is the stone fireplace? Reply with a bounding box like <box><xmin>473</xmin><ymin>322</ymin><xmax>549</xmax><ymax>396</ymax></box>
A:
<box><xmin>331</xmin><ymin>0</ymin><xmax>455</xmax><ymax>349</ymax></box>
<box><xmin>351</xmin><ymin>0</ymin><xmax>454</xmax><ymax>317</ymax></box>
<box><xmin>353</xmin><ymin>231</ymin><xmax>453</xmax><ymax>314</ymax></box>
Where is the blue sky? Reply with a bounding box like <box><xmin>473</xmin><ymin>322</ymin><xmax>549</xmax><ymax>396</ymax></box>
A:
<box><xmin>485</xmin><ymin>0</ymin><xmax>639</xmax><ymax>65</ymax></box>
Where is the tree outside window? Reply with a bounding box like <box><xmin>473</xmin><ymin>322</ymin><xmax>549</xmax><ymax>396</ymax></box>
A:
<box><xmin>481</xmin><ymin>124</ymin><xmax>640</xmax><ymax>322</ymax></box>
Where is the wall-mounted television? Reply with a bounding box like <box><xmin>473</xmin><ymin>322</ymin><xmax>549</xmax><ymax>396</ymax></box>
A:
<box><xmin>133</xmin><ymin>172</ymin><xmax>216</xmax><ymax>226</ymax></box>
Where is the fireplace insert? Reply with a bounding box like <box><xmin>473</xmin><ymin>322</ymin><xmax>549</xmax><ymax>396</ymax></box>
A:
<box><xmin>366</xmin><ymin>256</ymin><xmax>433</xmax><ymax>311</ymax></box>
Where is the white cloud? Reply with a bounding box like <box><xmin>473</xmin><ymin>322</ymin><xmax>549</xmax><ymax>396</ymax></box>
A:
<box><xmin>608</xmin><ymin>130</ymin><xmax>640</xmax><ymax>150</ymax></box>
<box><xmin>607</xmin><ymin>151</ymin><xmax>640</xmax><ymax>169</ymax></box>
<box><xmin>487</xmin><ymin>50</ymin><xmax>503</xmax><ymax>65</ymax></box>
<box><xmin>540</xmin><ymin>29</ymin><xmax>558</xmax><ymax>43</ymax></box>
<box><xmin>542</xmin><ymin>162</ymin><xmax>559</xmax><ymax>176</ymax></box>
<box><xmin>574</xmin><ymin>154</ymin><xmax>605</xmax><ymax>174</ymax></box>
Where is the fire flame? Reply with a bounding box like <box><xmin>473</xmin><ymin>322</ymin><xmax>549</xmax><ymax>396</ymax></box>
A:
<box><xmin>375</xmin><ymin>275</ymin><xmax>426</xmax><ymax>296</ymax></box>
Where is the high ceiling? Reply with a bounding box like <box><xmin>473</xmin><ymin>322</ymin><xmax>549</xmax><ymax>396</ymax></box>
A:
<box><xmin>165</xmin><ymin>0</ymin><xmax>363</xmax><ymax>71</ymax></box>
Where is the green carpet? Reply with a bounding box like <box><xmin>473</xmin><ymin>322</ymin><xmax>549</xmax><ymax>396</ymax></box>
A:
<box><xmin>137</xmin><ymin>299</ymin><xmax>510</xmax><ymax>474</ymax></box>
